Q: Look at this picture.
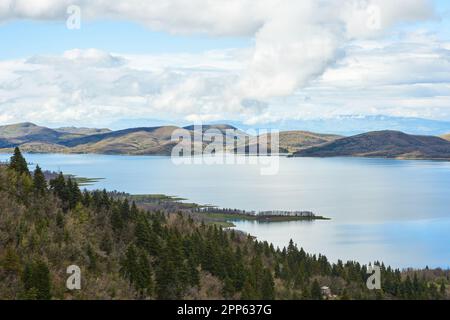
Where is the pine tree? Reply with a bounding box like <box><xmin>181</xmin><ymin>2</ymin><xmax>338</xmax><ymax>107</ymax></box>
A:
<box><xmin>67</xmin><ymin>178</ymin><xmax>82</xmax><ymax>209</ymax></box>
<box><xmin>222</xmin><ymin>277</ymin><xmax>235</xmax><ymax>298</ymax></box>
<box><xmin>111</xmin><ymin>207</ymin><xmax>124</xmax><ymax>233</ymax></box>
<box><xmin>136</xmin><ymin>251</ymin><xmax>154</xmax><ymax>297</ymax></box>
<box><xmin>402</xmin><ymin>276</ymin><xmax>413</xmax><ymax>299</ymax></box>
<box><xmin>9</xmin><ymin>147</ymin><xmax>30</xmax><ymax>176</ymax></box>
<box><xmin>240</xmin><ymin>279</ymin><xmax>258</xmax><ymax>300</ymax></box>
<box><xmin>120</xmin><ymin>246</ymin><xmax>154</xmax><ymax>298</ymax></box>
<box><xmin>231</xmin><ymin>248</ymin><xmax>246</xmax><ymax>291</ymax></box>
<box><xmin>440</xmin><ymin>282</ymin><xmax>446</xmax><ymax>298</ymax></box>
<box><xmin>120</xmin><ymin>199</ymin><xmax>130</xmax><ymax>221</ymax></box>
<box><xmin>310</xmin><ymin>279</ymin><xmax>322</xmax><ymax>300</ymax></box>
<box><xmin>260</xmin><ymin>269</ymin><xmax>275</xmax><ymax>299</ymax></box>
<box><xmin>187</xmin><ymin>258</ymin><xmax>200</xmax><ymax>288</ymax></box>
<box><xmin>135</xmin><ymin>215</ymin><xmax>160</xmax><ymax>256</ymax></box>
<box><xmin>81</xmin><ymin>190</ymin><xmax>91</xmax><ymax>207</ymax></box>
<box><xmin>33</xmin><ymin>165</ymin><xmax>47</xmax><ymax>196</ymax></box>
<box><xmin>155</xmin><ymin>250</ymin><xmax>180</xmax><ymax>299</ymax></box>
<box><xmin>22</xmin><ymin>260</ymin><xmax>51</xmax><ymax>300</ymax></box>
<box><xmin>100</xmin><ymin>189</ymin><xmax>111</xmax><ymax>209</ymax></box>
<box><xmin>50</xmin><ymin>173</ymin><xmax>67</xmax><ymax>201</ymax></box>
<box><xmin>130</xmin><ymin>201</ymin><xmax>139</xmax><ymax>220</ymax></box>
<box><xmin>121</xmin><ymin>246</ymin><xmax>137</xmax><ymax>277</ymax></box>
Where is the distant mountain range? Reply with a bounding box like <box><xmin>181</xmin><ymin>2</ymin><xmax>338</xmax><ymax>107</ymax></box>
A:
<box><xmin>217</xmin><ymin>115</ymin><xmax>450</xmax><ymax>136</ymax></box>
<box><xmin>0</xmin><ymin>122</ymin><xmax>341</xmax><ymax>156</ymax></box>
<box><xmin>1</xmin><ymin>122</ymin><xmax>450</xmax><ymax>160</ymax></box>
<box><xmin>0</xmin><ymin>122</ymin><xmax>182</xmax><ymax>155</ymax></box>
<box><xmin>105</xmin><ymin>115</ymin><xmax>450</xmax><ymax>136</ymax></box>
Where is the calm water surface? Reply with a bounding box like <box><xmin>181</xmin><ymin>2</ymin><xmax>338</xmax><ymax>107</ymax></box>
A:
<box><xmin>2</xmin><ymin>153</ymin><xmax>449</xmax><ymax>268</ymax></box>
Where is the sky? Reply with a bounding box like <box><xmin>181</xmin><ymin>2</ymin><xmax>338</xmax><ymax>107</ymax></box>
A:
<box><xmin>0</xmin><ymin>0</ymin><xmax>450</xmax><ymax>129</ymax></box>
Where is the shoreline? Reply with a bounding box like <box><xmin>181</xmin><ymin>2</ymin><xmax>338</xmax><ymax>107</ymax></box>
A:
<box><xmin>2</xmin><ymin>150</ymin><xmax>450</xmax><ymax>162</ymax></box>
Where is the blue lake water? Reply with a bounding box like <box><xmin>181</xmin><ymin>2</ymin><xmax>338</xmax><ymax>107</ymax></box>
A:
<box><xmin>2</xmin><ymin>153</ymin><xmax>449</xmax><ymax>269</ymax></box>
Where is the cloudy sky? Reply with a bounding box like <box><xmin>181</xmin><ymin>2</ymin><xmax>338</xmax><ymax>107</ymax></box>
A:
<box><xmin>0</xmin><ymin>0</ymin><xmax>450</xmax><ymax>129</ymax></box>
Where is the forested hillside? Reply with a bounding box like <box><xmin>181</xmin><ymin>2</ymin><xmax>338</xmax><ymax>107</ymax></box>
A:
<box><xmin>0</xmin><ymin>148</ymin><xmax>448</xmax><ymax>300</ymax></box>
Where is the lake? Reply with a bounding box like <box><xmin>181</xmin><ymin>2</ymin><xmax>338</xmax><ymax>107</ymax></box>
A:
<box><xmin>2</xmin><ymin>152</ymin><xmax>449</xmax><ymax>269</ymax></box>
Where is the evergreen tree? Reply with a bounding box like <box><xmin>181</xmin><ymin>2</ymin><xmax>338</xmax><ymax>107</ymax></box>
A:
<box><xmin>22</xmin><ymin>260</ymin><xmax>51</xmax><ymax>300</ymax></box>
<box><xmin>135</xmin><ymin>215</ymin><xmax>160</xmax><ymax>256</ymax></box>
<box><xmin>187</xmin><ymin>258</ymin><xmax>200</xmax><ymax>288</ymax></box>
<box><xmin>241</xmin><ymin>279</ymin><xmax>258</xmax><ymax>300</ymax></box>
<box><xmin>232</xmin><ymin>248</ymin><xmax>246</xmax><ymax>291</ymax></box>
<box><xmin>155</xmin><ymin>251</ymin><xmax>180</xmax><ymax>299</ymax></box>
<box><xmin>120</xmin><ymin>199</ymin><xmax>130</xmax><ymax>221</ymax></box>
<box><xmin>136</xmin><ymin>250</ymin><xmax>154</xmax><ymax>297</ymax></box>
<box><xmin>440</xmin><ymin>282</ymin><xmax>446</xmax><ymax>298</ymax></box>
<box><xmin>9</xmin><ymin>147</ymin><xmax>30</xmax><ymax>176</ymax></box>
<box><xmin>402</xmin><ymin>276</ymin><xmax>413</xmax><ymax>299</ymax></box>
<box><xmin>130</xmin><ymin>201</ymin><xmax>139</xmax><ymax>220</ymax></box>
<box><xmin>111</xmin><ymin>207</ymin><xmax>124</xmax><ymax>233</ymax></box>
<box><xmin>301</xmin><ymin>286</ymin><xmax>310</xmax><ymax>299</ymax></box>
<box><xmin>120</xmin><ymin>245</ymin><xmax>153</xmax><ymax>298</ymax></box>
<box><xmin>310</xmin><ymin>279</ymin><xmax>322</xmax><ymax>300</ymax></box>
<box><xmin>81</xmin><ymin>190</ymin><xmax>91</xmax><ymax>207</ymax></box>
<box><xmin>33</xmin><ymin>165</ymin><xmax>47</xmax><ymax>196</ymax></box>
<box><xmin>261</xmin><ymin>269</ymin><xmax>275</xmax><ymax>299</ymax></box>
<box><xmin>100</xmin><ymin>189</ymin><xmax>111</xmax><ymax>209</ymax></box>
<box><xmin>50</xmin><ymin>173</ymin><xmax>68</xmax><ymax>202</ymax></box>
<box><xmin>222</xmin><ymin>277</ymin><xmax>235</xmax><ymax>298</ymax></box>
<box><xmin>121</xmin><ymin>245</ymin><xmax>138</xmax><ymax>279</ymax></box>
<box><xmin>67</xmin><ymin>178</ymin><xmax>82</xmax><ymax>209</ymax></box>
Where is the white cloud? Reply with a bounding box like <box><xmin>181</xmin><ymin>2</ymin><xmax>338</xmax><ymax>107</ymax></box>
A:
<box><xmin>0</xmin><ymin>0</ymin><xmax>435</xmax><ymax>101</ymax></box>
<box><xmin>237</xmin><ymin>0</ymin><xmax>435</xmax><ymax>99</ymax></box>
<box><xmin>0</xmin><ymin>0</ymin><xmax>448</xmax><ymax>127</ymax></box>
<box><xmin>0</xmin><ymin>48</ymin><xmax>258</xmax><ymax>126</ymax></box>
<box><xmin>0</xmin><ymin>1</ymin><xmax>434</xmax><ymax>35</ymax></box>
<box><xmin>257</xmin><ymin>34</ymin><xmax>450</xmax><ymax>122</ymax></box>
<box><xmin>1</xmin><ymin>31</ymin><xmax>450</xmax><ymax>128</ymax></box>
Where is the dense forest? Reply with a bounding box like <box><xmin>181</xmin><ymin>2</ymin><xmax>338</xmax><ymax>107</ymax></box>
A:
<box><xmin>0</xmin><ymin>148</ymin><xmax>448</xmax><ymax>300</ymax></box>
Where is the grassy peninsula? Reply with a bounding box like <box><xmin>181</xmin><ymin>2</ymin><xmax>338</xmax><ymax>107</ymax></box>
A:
<box><xmin>196</xmin><ymin>209</ymin><xmax>330</xmax><ymax>228</ymax></box>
